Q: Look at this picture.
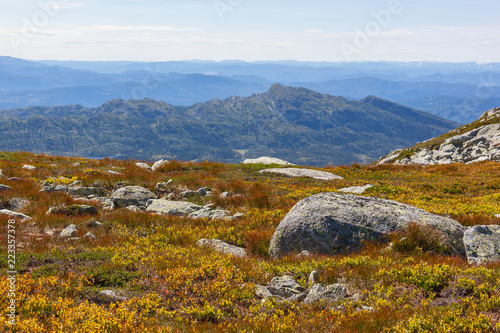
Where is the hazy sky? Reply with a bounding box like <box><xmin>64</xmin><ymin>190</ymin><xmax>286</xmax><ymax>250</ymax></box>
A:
<box><xmin>0</xmin><ymin>0</ymin><xmax>499</xmax><ymax>62</ymax></box>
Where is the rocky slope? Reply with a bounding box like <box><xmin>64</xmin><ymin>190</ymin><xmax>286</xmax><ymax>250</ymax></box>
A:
<box><xmin>378</xmin><ymin>107</ymin><xmax>500</xmax><ymax>165</ymax></box>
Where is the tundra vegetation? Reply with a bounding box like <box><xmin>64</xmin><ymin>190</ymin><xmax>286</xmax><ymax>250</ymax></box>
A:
<box><xmin>0</xmin><ymin>151</ymin><xmax>499</xmax><ymax>332</ymax></box>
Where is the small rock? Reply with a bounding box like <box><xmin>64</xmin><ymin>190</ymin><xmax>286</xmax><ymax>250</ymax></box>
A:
<box><xmin>87</xmin><ymin>219</ymin><xmax>103</xmax><ymax>228</ymax></box>
<box><xmin>60</xmin><ymin>224</ymin><xmax>78</xmax><ymax>238</ymax></box>
<box><xmin>181</xmin><ymin>190</ymin><xmax>199</xmax><ymax>198</ymax></box>
<box><xmin>303</xmin><ymin>283</ymin><xmax>347</xmax><ymax>304</ymax></box>
<box><xmin>309</xmin><ymin>271</ymin><xmax>319</xmax><ymax>286</ymax></box>
<box><xmin>0</xmin><ymin>209</ymin><xmax>32</xmax><ymax>221</ymax></box>
<box><xmin>242</xmin><ymin>157</ymin><xmax>295</xmax><ymax>166</ymax></box>
<box><xmin>255</xmin><ymin>285</ymin><xmax>273</xmax><ymax>299</ymax></box>
<box><xmin>296</xmin><ymin>250</ymin><xmax>311</xmax><ymax>258</ymax></box>
<box><xmin>233</xmin><ymin>213</ymin><xmax>244</xmax><ymax>219</ymax></box>
<box><xmin>0</xmin><ymin>169</ymin><xmax>3</xmax><ymax>178</ymax></box>
<box><xmin>22</xmin><ymin>164</ymin><xmax>37</xmax><ymax>170</ymax></box>
<box><xmin>155</xmin><ymin>180</ymin><xmax>173</xmax><ymax>190</ymax></box>
<box><xmin>259</xmin><ymin>168</ymin><xmax>344</xmax><ymax>181</ymax></box>
<box><xmin>495</xmin><ymin>214</ymin><xmax>500</xmax><ymax>218</ymax></box>
<box><xmin>47</xmin><ymin>205</ymin><xmax>98</xmax><ymax>216</ymax></box>
<box><xmin>8</xmin><ymin>198</ymin><xmax>29</xmax><ymax>211</ymax></box>
<box><xmin>269</xmin><ymin>275</ymin><xmax>305</xmax><ymax>298</ymax></box>
<box><xmin>220</xmin><ymin>191</ymin><xmax>231</xmax><ymax>199</ymax></box>
<box><xmin>41</xmin><ymin>185</ymin><xmax>69</xmax><ymax>193</ymax></box>
<box><xmin>44</xmin><ymin>227</ymin><xmax>55</xmax><ymax>236</ymax></box>
<box><xmin>126</xmin><ymin>205</ymin><xmax>143</xmax><ymax>213</ymax></box>
<box><xmin>99</xmin><ymin>290</ymin><xmax>127</xmax><ymax>301</ymax></box>
<box><xmin>73</xmin><ymin>163</ymin><xmax>80</xmax><ymax>166</ymax></box>
<box><xmin>196</xmin><ymin>238</ymin><xmax>248</xmax><ymax>258</ymax></box>
<box><xmin>84</xmin><ymin>232</ymin><xmax>96</xmax><ymax>239</ymax></box>
<box><xmin>337</xmin><ymin>184</ymin><xmax>374</xmax><ymax>194</ymax></box>
<box><xmin>69</xmin><ymin>187</ymin><xmax>103</xmax><ymax>197</ymax></box>
<box><xmin>152</xmin><ymin>159</ymin><xmax>168</xmax><ymax>171</ymax></box>
<box><xmin>107</xmin><ymin>170</ymin><xmax>121</xmax><ymax>175</ymax></box>
<box><xmin>146</xmin><ymin>199</ymin><xmax>201</xmax><ymax>216</ymax></box>
<box><xmin>111</xmin><ymin>186</ymin><xmax>156</xmax><ymax>208</ymax></box>
<box><xmin>7</xmin><ymin>177</ymin><xmax>21</xmax><ymax>182</ymax></box>
<box><xmin>0</xmin><ymin>184</ymin><xmax>12</xmax><ymax>191</ymax></box>
<box><xmin>135</xmin><ymin>162</ymin><xmax>151</xmax><ymax>170</ymax></box>
<box><xmin>189</xmin><ymin>208</ymin><xmax>230</xmax><ymax>220</ymax></box>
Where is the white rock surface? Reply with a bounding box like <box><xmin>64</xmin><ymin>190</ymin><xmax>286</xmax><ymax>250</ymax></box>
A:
<box><xmin>152</xmin><ymin>159</ymin><xmax>168</xmax><ymax>171</ymax></box>
<box><xmin>337</xmin><ymin>184</ymin><xmax>374</xmax><ymax>194</ymax></box>
<box><xmin>259</xmin><ymin>168</ymin><xmax>343</xmax><ymax>181</ymax></box>
<box><xmin>242</xmin><ymin>157</ymin><xmax>295</xmax><ymax>166</ymax></box>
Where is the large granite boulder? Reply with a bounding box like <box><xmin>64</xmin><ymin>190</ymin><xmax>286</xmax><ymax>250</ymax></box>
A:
<box><xmin>463</xmin><ymin>225</ymin><xmax>500</xmax><ymax>264</ymax></box>
<box><xmin>259</xmin><ymin>168</ymin><xmax>343</xmax><ymax>181</ymax></box>
<box><xmin>110</xmin><ymin>186</ymin><xmax>156</xmax><ymax>208</ymax></box>
<box><xmin>269</xmin><ymin>192</ymin><xmax>466</xmax><ymax>258</ymax></box>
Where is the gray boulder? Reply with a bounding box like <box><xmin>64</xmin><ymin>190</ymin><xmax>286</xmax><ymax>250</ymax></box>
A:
<box><xmin>303</xmin><ymin>283</ymin><xmax>347</xmax><ymax>304</ymax></box>
<box><xmin>464</xmin><ymin>225</ymin><xmax>500</xmax><ymax>264</ymax></box>
<box><xmin>60</xmin><ymin>224</ymin><xmax>78</xmax><ymax>238</ymax></box>
<box><xmin>269</xmin><ymin>192</ymin><xmax>466</xmax><ymax>258</ymax></box>
<box><xmin>269</xmin><ymin>275</ymin><xmax>305</xmax><ymax>298</ymax></box>
<box><xmin>242</xmin><ymin>157</ymin><xmax>295</xmax><ymax>166</ymax></box>
<box><xmin>259</xmin><ymin>168</ymin><xmax>343</xmax><ymax>181</ymax></box>
<box><xmin>146</xmin><ymin>199</ymin><xmax>201</xmax><ymax>216</ymax></box>
<box><xmin>110</xmin><ymin>186</ymin><xmax>156</xmax><ymax>208</ymax></box>
<box><xmin>196</xmin><ymin>239</ymin><xmax>248</xmax><ymax>258</ymax></box>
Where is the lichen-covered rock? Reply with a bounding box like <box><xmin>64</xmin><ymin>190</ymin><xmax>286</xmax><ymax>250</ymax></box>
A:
<box><xmin>303</xmin><ymin>283</ymin><xmax>347</xmax><ymax>304</ymax></box>
<box><xmin>269</xmin><ymin>192</ymin><xmax>466</xmax><ymax>258</ymax></box>
<box><xmin>47</xmin><ymin>205</ymin><xmax>98</xmax><ymax>216</ymax></box>
<box><xmin>146</xmin><ymin>199</ymin><xmax>201</xmax><ymax>216</ymax></box>
<box><xmin>242</xmin><ymin>157</ymin><xmax>295</xmax><ymax>166</ymax></box>
<box><xmin>464</xmin><ymin>225</ymin><xmax>500</xmax><ymax>264</ymax></box>
<box><xmin>8</xmin><ymin>198</ymin><xmax>29</xmax><ymax>211</ymax></box>
<box><xmin>269</xmin><ymin>275</ymin><xmax>305</xmax><ymax>298</ymax></box>
<box><xmin>259</xmin><ymin>168</ymin><xmax>343</xmax><ymax>181</ymax></box>
<box><xmin>110</xmin><ymin>186</ymin><xmax>156</xmax><ymax>208</ymax></box>
<box><xmin>196</xmin><ymin>239</ymin><xmax>248</xmax><ymax>258</ymax></box>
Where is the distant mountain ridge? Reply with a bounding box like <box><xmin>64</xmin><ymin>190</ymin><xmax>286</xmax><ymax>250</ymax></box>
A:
<box><xmin>0</xmin><ymin>84</ymin><xmax>458</xmax><ymax>166</ymax></box>
<box><xmin>1</xmin><ymin>56</ymin><xmax>500</xmax><ymax>123</ymax></box>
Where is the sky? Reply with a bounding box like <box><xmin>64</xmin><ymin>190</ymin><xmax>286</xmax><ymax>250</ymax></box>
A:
<box><xmin>0</xmin><ymin>0</ymin><xmax>499</xmax><ymax>62</ymax></box>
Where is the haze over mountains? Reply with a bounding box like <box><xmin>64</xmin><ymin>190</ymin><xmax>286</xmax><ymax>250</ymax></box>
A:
<box><xmin>2</xmin><ymin>56</ymin><xmax>500</xmax><ymax>124</ymax></box>
<box><xmin>0</xmin><ymin>84</ymin><xmax>458</xmax><ymax>166</ymax></box>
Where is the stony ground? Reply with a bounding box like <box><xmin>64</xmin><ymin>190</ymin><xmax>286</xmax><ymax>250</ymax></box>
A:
<box><xmin>0</xmin><ymin>151</ymin><xmax>500</xmax><ymax>332</ymax></box>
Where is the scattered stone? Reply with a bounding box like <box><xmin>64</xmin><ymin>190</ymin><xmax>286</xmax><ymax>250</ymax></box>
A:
<box><xmin>197</xmin><ymin>187</ymin><xmax>212</xmax><ymax>196</ymax></box>
<box><xmin>337</xmin><ymin>184</ymin><xmax>374</xmax><ymax>194</ymax></box>
<box><xmin>242</xmin><ymin>157</ymin><xmax>295</xmax><ymax>166</ymax></box>
<box><xmin>107</xmin><ymin>170</ymin><xmax>121</xmax><ymax>175</ymax></box>
<box><xmin>8</xmin><ymin>198</ymin><xmax>29</xmax><ymax>211</ymax></box>
<box><xmin>44</xmin><ymin>227</ymin><xmax>55</xmax><ymax>236</ymax></box>
<box><xmin>0</xmin><ymin>184</ymin><xmax>12</xmax><ymax>191</ymax></box>
<box><xmin>87</xmin><ymin>219</ymin><xmax>103</xmax><ymax>228</ymax></box>
<box><xmin>146</xmin><ymin>199</ymin><xmax>201</xmax><ymax>216</ymax></box>
<box><xmin>303</xmin><ymin>283</ymin><xmax>347</xmax><ymax>304</ymax></box>
<box><xmin>269</xmin><ymin>275</ymin><xmax>306</xmax><ymax>298</ymax></box>
<box><xmin>152</xmin><ymin>159</ymin><xmax>168</xmax><ymax>171</ymax></box>
<box><xmin>22</xmin><ymin>164</ymin><xmax>37</xmax><ymax>170</ymax></box>
<box><xmin>7</xmin><ymin>177</ymin><xmax>22</xmax><ymax>182</ymax></box>
<box><xmin>309</xmin><ymin>271</ymin><xmax>319</xmax><ymax>286</ymax></box>
<box><xmin>110</xmin><ymin>186</ymin><xmax>156</xmax><ymax>208</ymax></box>
<box><xmin>60</xmin><ymin>224</ymin><xmax>78</xmax><ymax>238</ymax></box>
<box><xmin>41</xmin><ymin>185</ymin><xmax>69</xmax><ymax>193</ymax></box>
<box><xmin>259</xmin><ymin>168</ymin><xmax>344</xmax><ymax>181</ymax></box>
<box><xmin>99</xmin><ymin>290</ymin><xmax>127</xmax><ymax>301</ymax></box>
<box><xmin>296</xmin><ymin>250</ymin><xmax>311</xmax><ymax>258</ymax></box>
<box><xmin>269</xmin><ymin>192</ymin><xmax>466</xmax><ymax>258</ymax></box>
<box><xmin>189</xmin><ymin>208</ymin><xmax>230</xmax><ymax>220</ymax></box>
<box><xmin>84</xmin><ymin>232</ymin><xmax>96</xmax><ymax>239</ymax></box>
<box><xmin>135</xmin><ymin>162</ymin><xmax>151</xmax><ymax>170</ymax></box>
<box><xmin>196</xmin><ymin>239</ymin><xmax>248</xmax><ymax>258</ymax></box>
<box><xmin>464</xmin><ymin>225</ymin><xmax>500</xmax><ymax>264</ymax></box>
<box><xmin>220</xmin><ymin>191</ymin><xmax>231</xmax><ymax>199</ymax></box>
<box><xmin>69</xmin><ymin>187</ymin><xmax>104</xmax><ymax>197</ymax></box>
<box><xmin>155</xmin><ymin>180</ymin><xmax>173</xmax><ymax>190</ymax></box>
<box><xmin>255</xmin><ymin>285</ymin><xmax>274</xmax><ymax>299</ymax></box>
<box><xmin>0</xmin><ymin>209</ymin><xmax>32</xmax><ymax>221</ymax></box>
<box><xmin>47</xmin><ymin>205</ymin><xmax>98</xmax><ymax>216</ymax></box>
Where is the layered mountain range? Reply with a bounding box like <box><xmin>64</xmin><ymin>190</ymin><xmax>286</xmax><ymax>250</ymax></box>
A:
<box><xmin>0</xmin><ymin>84</ymin><xmax>458</xmax><ymax>166</ymax></box>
